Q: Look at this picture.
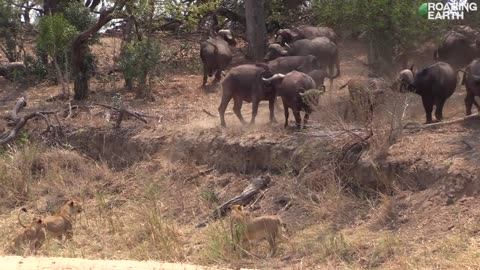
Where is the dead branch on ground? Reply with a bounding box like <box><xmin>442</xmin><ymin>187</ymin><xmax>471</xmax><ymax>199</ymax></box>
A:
<box><xmin>183</xmin><ymin>168</ymin><xmax>215</xmax><ymax>185</ymax></box>
<box><xmin>93</xmin><ymin>103</ymin><xmax>155</xmax><ymax>128</ymax></box>
<box><xmin>1</xmin><ymin>97</ymin><xmax>60</xmax><ymax>145</ymax></box>
<box><xmin>196</xmin><ymin>175</ymin><xmax>271</xmax><ymax>228</ymax></box>
<box><xmin>403</xmin><ymin>113</ymin><xmax>480</xmax><ymax>131</ymax></box>
<box><xmin>201</xmin><ymin>108</ymin><xmax>235</xmax><ymax>118</ymax></box>
<box><xmin>5</xmin><ymin>97</ymin><xmax>27</xmax><ymax>124</ymax></box>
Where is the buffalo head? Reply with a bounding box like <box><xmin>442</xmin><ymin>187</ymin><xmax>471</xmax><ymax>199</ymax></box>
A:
<box><xmin>395</xmin><ymin>64</ymin><xmax>415</xmax><ymax>92</ymax></box>
<box><xmin>275</xmin><ymin>28</ymin><xmax>299</xmax><ymax>46</ymax></box>
<box><xmin>300</xmin><ymin>88</ymin><xmax>324</xmax><ymax>111</ymax></box>
<box><xmin>264</xmin><ymin>43</ymin><xmax>289</xmax><ymax>61</ymax></box>
<box><xmin>217</xmin><ymin>29</ymin><xmax>237</xmax><ymax>46</ymax></box>
<box><xmin>262</xmin><ymin>73</ymin><xmax>286</xmax><ymax>83</ymax></box>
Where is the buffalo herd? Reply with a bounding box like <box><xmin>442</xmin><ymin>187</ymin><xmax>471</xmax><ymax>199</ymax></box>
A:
<box><xmin>199</xmin><ymin>24</ymin><xmax>480</xmax><ymax>128</ymax></box>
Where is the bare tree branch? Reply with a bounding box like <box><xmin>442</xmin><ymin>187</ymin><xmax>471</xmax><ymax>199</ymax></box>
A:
<box><xmin>6</xmin><ymin>97</ymin><xmax>27</xmax><ymax>123</ymax></box>
<box><xmin>1</xmin><ymin>111</ymin><xmax>57</xmax><ymax>145</ymax></box>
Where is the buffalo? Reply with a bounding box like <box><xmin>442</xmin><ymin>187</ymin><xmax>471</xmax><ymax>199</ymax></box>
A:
<box><xmin>218</xmin><ymin>64</ymin><xmax>276</xmax><ymax>127</ymax></box>
<box><xmin>200</xmin><ymin>29</ymin><xmax>236</xmax><ymax>87</ymax></box>
<box><xmin>461</xmin><ymin>59</ymin><xmax>480</xmax><ymax>116</ymax></box>
<box><xmin>396</xmin><ymin>62</ymin><xmax>457</xmax><ymax>124</ymax></box>
<box><xmin>307</xmin><ymin>69</ymin><xmax>336</xmax><ymax>87</ymax></box>
<box><xmin>275</xmin><ymin>25</ymin><xmax>339</xmax><ymax>45</ymax></box>
<box><xmin>264</xmin><ymin>37</ymin><xmax>340</xmax><ymax>85</ymax></box>
<box><xmin>263</xmin><ymin>71</ymin><xmax>323</xmax><ymax>129</ymax></box>
<box><xmin>434</xmin><ymin>26</ymin><xmax>480</xmax><ymax>69</ymax></box>
<box><xmin>266</xmin><ymin>55</ymin><xmax>320</xmax><ymax>75</ymax></box>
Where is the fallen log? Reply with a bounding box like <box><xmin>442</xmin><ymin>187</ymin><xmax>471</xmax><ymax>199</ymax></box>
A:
<box><xmin>196</xmin><ymin>175</ymin><xmax>271</xmax><ymax>228</ymax></box>
<box><xmin>403</xmin><ymin>113</ymin><xmax>480</xmax><ymax>131</ymax></box>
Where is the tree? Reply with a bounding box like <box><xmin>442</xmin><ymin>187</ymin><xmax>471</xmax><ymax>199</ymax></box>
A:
<box><xmin>245</xmin><ymin>0</ymin><xmax>267</xmax><ymax>60</ymax></box>
<box><xmin>37</xmin><ymin>14</ymin><xmax>77</xmax><ymax>98</ymax></box>
<box><xmin>71</xmin><ymin>0</ymin><xmax>127</xmax><ymax>100</ymax></box>
<box><xmin>313</xmin><ymin>0</ymin><xmax>445</xmax><ymax>76</ymax></box>
<box><xmin>0</xmin><ymin>0</ymin><xmax>23</xmax><ymax>62</ymax></box>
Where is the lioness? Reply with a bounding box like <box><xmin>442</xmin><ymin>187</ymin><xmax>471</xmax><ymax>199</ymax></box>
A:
<box><xmin>14</xmin><ymin>208</ymin><xmax>46</xmax><ymax>255</ymax></box>
<box><xmin>229</xmin><ymin>204</ymin><xmax>293</xmax><ymax>257</ymax></box>
<box><xmin>43</xmin><ymin>199</ymin><xmax>82</xmax><ymax>240</ymax></box>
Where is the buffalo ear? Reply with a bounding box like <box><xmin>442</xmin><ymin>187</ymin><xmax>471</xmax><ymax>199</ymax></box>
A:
<box><xmin>409</xmin><ymin>64</ymin><xmax>415</xmax><ymax>72</ymax></box>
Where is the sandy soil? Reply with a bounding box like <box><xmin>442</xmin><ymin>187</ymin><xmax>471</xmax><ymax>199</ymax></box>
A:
<box><xmin>0</xmin><ymin>256</ymin><xmax>242</xmax><ymax>270</ymax></box>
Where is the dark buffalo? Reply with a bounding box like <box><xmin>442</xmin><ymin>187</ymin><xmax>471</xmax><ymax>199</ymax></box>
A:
<box><xmin>396</xmin><ymin>62</ymin><xmax>457</xmax><ymax>124</ymax></box>
<box><xmin>275</xmin><ymin>25</ymin><xmax>339</xmax><ymax>45</ymax></box>
<box><xmin>307</xmin><ymin>69</ymin><xmax>335</xmax><ymax>87</ymax></box>
<box><xmin>263</xmin><ymin>71</ymin><xmax>323</xmax><ymax>128</ymax></box>
<box><xmin>218</xmin><ymin>64</ymin><xmax>276</xmax><ymax>127</ymax></box>
<box><xmin>264</xmin><ymin>37</ymin><xmax>340</xmax><ymax>85</ymax></box>
<box><xmin>200</xmin><ymin>29</ymin><xmax>236</xmax><ymax>87</ymax></box>
<box><xmin>434</xmin><ymin>26</ymin><xmax>480</xmax><ymax>69</ymax></box>
<box><xmin>462</xmin><ymin>59</ymin><xmax>480</xmax><ymax>115</ymax></box>
<box><xmin>266</xmin><ymin>55</ymin><xmax>320</xmax><ymax>75</ymax></box>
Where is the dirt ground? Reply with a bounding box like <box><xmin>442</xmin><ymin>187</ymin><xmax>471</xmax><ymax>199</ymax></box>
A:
<box><xmin>1</xmin><ymin>33</ymin><xmax>480</xmax><ymax>269</ymax></box>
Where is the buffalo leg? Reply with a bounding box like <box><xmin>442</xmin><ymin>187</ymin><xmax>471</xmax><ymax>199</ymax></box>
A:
<box><xmin>218</xmin><ymin>93</ymin><xmax>233</xmax><ymax>127</ymax></box>
<box><xmin>283</xmin><ymin>99</ymin><xmax>289</xmax><ymax>128</ymax></box>
<box><xmin>233</xmin><ymin>97</ymin><xmax>247</xmax><ymax>125</ymax></box>
<box><xmin>434</xmin><ymin>98</ymin><xmax>446</xmax><ymax>121</ymax></box>
<box><xmin>328</xmin><ymin>64</ymin><xmax>334</xmax><ymax>91</ymax></box>
<box><xmin>465</xmin><ymin>92</ymin><xmax>475</xmax><ymax>116</ymax></box>
<box><xmin>269</xmin><ymin>96</ymin><xmax>278</xmax><ymax>123</ymax></box>
<box><xmin>202</xmin><ymin>66</ymin><xmax>209</xmax><ymax>87</ymax></box>
<box><xmin>250</xmin><ymin>96</ymin><xmax>259</xmax><ymax>125</ymax></box>
<box><xmin>213</xmin><ymin>69</ymin><xmax>222</xmax><ymax>84</ymax></box>
<box><xmin>304</xmin><ymin>112</ymin><xmax>310</xmax><ymax>127</ymax></box>
<box><xmin>293</xmin><ymin>110</ymin><xmax>302</xmax><ymax>129</ymax></box>
<box><xmin>421</xmin><ymin>95</ymin><xmax>434</xmax><ymax>124</ymax></box>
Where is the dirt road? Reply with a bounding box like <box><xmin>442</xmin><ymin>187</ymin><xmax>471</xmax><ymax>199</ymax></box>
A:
<box><xmin>0</xmin><ymin>256</ymin><xmax>245</xmax><ymax>270</ymax></box>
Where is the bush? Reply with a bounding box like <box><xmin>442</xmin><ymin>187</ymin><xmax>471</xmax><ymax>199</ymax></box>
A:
<box><xmin>120</xmin><ymin>40</ymin><xmax>161</xmax><ymax>96</ymax></box>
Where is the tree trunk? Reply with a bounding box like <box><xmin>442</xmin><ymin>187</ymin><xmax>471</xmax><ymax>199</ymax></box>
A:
<box><xmin>52</xmin><ymin>57</ymin><xmax>68</xmax><ymax>98</ymax></box>
<box><xmin>367</xmin><ymin>32</ymin><xmax>394</xmax><ymax>78</ymax></box>
<box><xmin>42</xmin><ymin>0</ymin><xmax>61</xmax><ymax>15</ymax></box>
<box><xmin>72</xmin><ymin>2</ymin><xmax>124</xmax><ymax>100</ymax></box>
<box><xmin>245</xmin><ymin>0</ymin><xmax>267</xmax><ymax>60</ymax></box>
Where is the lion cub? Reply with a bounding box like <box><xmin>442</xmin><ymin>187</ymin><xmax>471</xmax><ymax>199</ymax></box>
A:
<box><xmin>43</xmin><ymin>199</ymin><xmax>83</xmax><ymax>240</ymax></box>
<box><xmin>14</xmin><ymin>208</ymin><xmax>47</xmax><ymax>255</ymax></box>
<box><xmin>229</xmin><ymin>204</ymin><xmax>293</xmax><ymax>257</ymax></box>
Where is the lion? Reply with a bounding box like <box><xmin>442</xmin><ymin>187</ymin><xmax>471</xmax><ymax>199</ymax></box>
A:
<box><xmin>43</xmin><ymin>199</ymin><xmax>83</xmax><ymax>241</ymax></box>
<box><xmin>14</xmin><ymin>207</ymin><xmax>47</xmax><ymax>255</ymax></box>
<box><xmin>228</xmin><ymin>204</ymin><xmax>293</xmax><ymax>257</ymax></box>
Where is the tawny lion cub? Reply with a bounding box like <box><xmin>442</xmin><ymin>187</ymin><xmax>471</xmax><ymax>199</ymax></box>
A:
<box><xmin>43</xmin><ymin>199</ymin><xmax>83</xmax><ymax>241</ymax></box>
<box><xmin>14</xmin><ymin>208</ymin><xmax>47</xmax><ymax>255</ymax></box>
<box><xmin>229</xmin><ymin>204</ymin><xmax>293</xmax><ymax>257</ymax></box>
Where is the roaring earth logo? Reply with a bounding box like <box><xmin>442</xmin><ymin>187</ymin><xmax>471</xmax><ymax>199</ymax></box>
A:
<box><xmin>419</xmin><ymin>0</ymin><xmax>478</xmax><ymax>20</ymax></box>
